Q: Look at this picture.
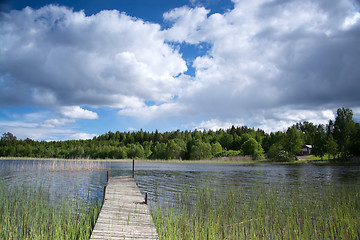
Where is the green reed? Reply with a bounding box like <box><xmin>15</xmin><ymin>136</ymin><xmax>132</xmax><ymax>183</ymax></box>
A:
<box><xmin>0</xmin><ymin>182</ymin><xmax>101</xmax><ymax>240</ymax></box>
<box><xmin>151</xmin><ymin>183</ymin><xmax>360</xmax><ymax>239</ymax></box>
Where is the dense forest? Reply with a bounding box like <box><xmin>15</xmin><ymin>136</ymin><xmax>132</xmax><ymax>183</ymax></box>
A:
<box><xmin>1</xmin><ymin>108</ymin><xmax>359</xmax><ymax>161</ymax></box>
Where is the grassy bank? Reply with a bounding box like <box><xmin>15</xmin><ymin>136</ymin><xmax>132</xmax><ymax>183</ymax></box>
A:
<box><xmin>151</xmin><ymin>184</ymin><xmax>360</xmax><ymax>239</ymax></box>
<box><xmin>0</xmin><ymin>182</ymin><xmax>101</xmax><ymax>239</ymax></box>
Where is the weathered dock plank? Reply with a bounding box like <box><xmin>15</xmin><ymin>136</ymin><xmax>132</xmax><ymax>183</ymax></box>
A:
<box><xmin>91</xmin><ymin>176</ymin><xmax>158</xmax><ymax>240</ymax></box>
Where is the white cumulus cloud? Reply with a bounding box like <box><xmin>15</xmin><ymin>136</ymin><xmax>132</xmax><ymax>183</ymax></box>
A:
<box><xmin>0</xmin><ymin>5</ymin><xmax>187</xmax><ymax>109</ymax></box>
<box><xmin>194</xmin><ymin>118</ymin><xmax>244</xmax><ymax>131</ymax></box>
<box><xmin>163</xmin><ymin>6</ymin><xmax>210</xmax><ymax>43</ymax></box>
<box><xmin>70</xmin><ymin>132</ymin><xmax>97</xmax><ymax>140</ymax></box>
<box><xmin>41</xmin><ymin>118</ymin><xmax>75</xmax><ymax>128</ymax></box>
<box><xmin>1</xmin><ymin>1</ymin><xmax>360</xmax><ymax>138</ymax></box>
<box><xmin>135</xmin><ymin>0</ymin><xmax>360</xmax><ymax>129</ymax></box>
<box><xmin>60</xmin><ymin>106</ymin><xmax>98</xmax><ymax>119</ymax></box>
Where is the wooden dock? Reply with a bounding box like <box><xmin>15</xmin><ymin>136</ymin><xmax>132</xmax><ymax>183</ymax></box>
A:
<box><xmin>91</xmin><ymin>176</ymin><xmax>158</xmax><ymax>240</ymax></box>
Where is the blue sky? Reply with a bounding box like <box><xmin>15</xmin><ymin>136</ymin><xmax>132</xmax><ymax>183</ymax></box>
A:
<box><xmin>1</xmin><ymin>0</ymin><xmax>360</xmax><ymax>140</ymax></box>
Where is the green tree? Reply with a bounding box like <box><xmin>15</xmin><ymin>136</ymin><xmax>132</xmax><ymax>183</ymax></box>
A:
<box><xmin>313</xmin><ymin>126</ymin><xmax>328</xmax><ymax>160</ymax></box>
<box><xmin>166</xmin><ymin>139</ymin><xmax>186</xmax><ymax>160</ymax></box>
<box><xmin>333</xmin><ymin>108</ymin><xmax>355</xmax><ymax>158</ymax></box>
<box><xmin>142</xmin><ymin>141</ymin><xmax>153</xmax><ymax>158</ymax></box>
<box><xmin>190</xmin><ymin>140</ymin><xmax>212</xmax><ymax>160</ymax></box>
<box><xmin>296</xmin><ymin>121</ymin><xmax>317</xmax><ymax>145</ymax></box>
<box><xmin>232</xmin><ymin>134</ymin><xmax>242</xmax><ymax>150</ymax></box>
<box><xmin>127</xmin><ymin>143</ymin><xmax>145</xmax><ymax>159</ymax></box>
<box><xmin>326</xmin><ymin>135</ymin><xmax>338</xmax><ymax>159</ymax></box>
<box><xmin>1</xmin><ymin>132</ymin><xmax>17</xmax><ymax>142</ymax></box>
<box><xmin>211</xmin><ymin>142</ymin><xmax>223</xmax><ymax>156</ymax></box>
<box><xmin>268</xmin><ymin>143</ymin><xmax>291</xmax><ymax>162</ymax></box>
<box><xmin>283</xmin><ymin>125</ymin><xmax>303</xmax><ymax>160</ymax></box>
<box><xmin>240</xmin><ymin>134</ymin><xmax>253</xmax><ymax>146</ymax></box>
<box><xmin>219</xmin><ymin>134</ymin><xmax>233</xmax><ymax>150</ymax></box>
<box><xmin>349</xmin><ymin>123</ymin><xmax>360</xmax><ymax>156</ymax></box>
<box><xmin>114</xmin><ymin>146</ymin><xmax>127</xmax><ymax>159</ymax></box>
<box><xmin>241</xmin><ymin>138</ymin><xmax>264</xmax><ymax>159</ymax></box>
<box><xmin>153</xmin><ymin>142</ymin><xmax>167</xmax><ymax>159</ymax></box>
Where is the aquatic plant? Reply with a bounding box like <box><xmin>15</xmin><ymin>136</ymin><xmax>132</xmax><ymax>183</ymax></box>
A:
<box><xmin>152</xmin><ymin>183</ymin><xmax>360</xmax><ymax>239</ymax></box>
<box><xmin>0</xmin><ymin>159</ymin><xmax>107</xmax><ymax>174</ymax></box>
<box><xmin>0</xmin><ymin>182</ymin><xmax>101</xmax><ymax>240</ymax></box>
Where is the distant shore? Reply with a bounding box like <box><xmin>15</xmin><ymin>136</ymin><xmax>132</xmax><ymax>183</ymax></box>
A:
<box><xmin>1</xmin><ymin>156</ymin><xmax>359</xmax><ymax>165</ymax></box>
<box><xmin>0</xmin><ymin>156</ymin><xmax>254</xmax><ymax>164</ymax></box>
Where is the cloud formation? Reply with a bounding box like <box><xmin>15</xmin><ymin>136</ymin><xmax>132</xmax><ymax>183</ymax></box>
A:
<box><xmin>1</xmin><ymin>0</ymin><xmax>360</xmax><ymax>138</ymax></box>
<box><xmin>0</xmin><ymin>5</ymin><xmax>187</xmax><ymax>109</ymax></box>
<box><xmin>150</xmin><ymin>0</ymin><xmax>360</xmax><ymax>131</ymax></box>
<box><xmin>0</xmin><ymin>117</ymin><xmax>95</xmax><ymax>140</ymax></box>
<box><xmin>60</xmin><ymin>106</ymin><xmax>98</xmax><ymax>119</ymax></box>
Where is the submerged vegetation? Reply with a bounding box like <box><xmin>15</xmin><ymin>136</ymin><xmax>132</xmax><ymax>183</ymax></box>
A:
<box><xmin>1</xmin><ymin>108</ymin><xmax>359</xmax><ymax>161</ymax></box>
<box><xmin>0</xmin><ymin>182</ymin><xmax>101</xmax><ymax>239</ymax></box>
<box><xmin>152</xmin><ymin>183</ymin><xmax>360</xmax><ymax>239</ymax></box>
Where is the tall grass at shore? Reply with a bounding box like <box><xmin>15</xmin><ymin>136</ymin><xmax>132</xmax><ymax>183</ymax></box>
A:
<box><xmin>0</xmin><ymin>159</ymin><xmax>107</xmax><ymax>172</ymax></box>
<box><xmin>152</xmin><ymin>183</ymin><xmax>360</xmax><ymax>239</ymax></box>
<box><xmin>0</xmin><ymin>182</ymin><xmax>101</xmax><ymax>239</ymax></box>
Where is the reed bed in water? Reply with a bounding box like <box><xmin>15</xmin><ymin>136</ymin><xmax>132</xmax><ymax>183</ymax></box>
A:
<box><xmin>0</xmin><ymin>182</ymin><xmax>101</xmax><ymax>240</ymax></box>
<box><xmin>46</xmin><ymin>160</ymin><xmax>107</xmax><ymax>172</ymax></box>
<box><xmin>152</xmin><ymin>184</ymin><xmax>360</xmax><ymax>239</ymax></box>
<box><xmin>0</xmin><ymin>159</ymin><xmax>107</xmax><ymax>172</ymax></box>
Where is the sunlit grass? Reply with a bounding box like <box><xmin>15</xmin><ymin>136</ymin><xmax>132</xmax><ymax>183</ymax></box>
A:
<box><xmin>298</xmin><ymin>154</ymin><xmax>333</xmax><ymax>161</ymax></box>
<box><xmin>152</xmin><ymin>184</ymin><xmax>360</xmax><ymax>239</ymax></box>
<box><xmin>0</xmin><ymin>182</ymin><xmax>101</xmax><ymax>240</ymax></box>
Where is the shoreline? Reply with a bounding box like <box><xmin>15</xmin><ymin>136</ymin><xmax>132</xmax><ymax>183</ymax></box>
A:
<box><xmin>0</xmin><ymin>156</ymin><xmax>255</xmax><ymax>164</ymax></box>
<box><xmin>1</xmin><ymin>156</ymin><xmax>359</xmax><ymax>165</ymax></box>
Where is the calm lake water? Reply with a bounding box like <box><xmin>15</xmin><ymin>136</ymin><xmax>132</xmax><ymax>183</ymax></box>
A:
<box><xmin>1</xmin><ymin>159</ymin><xmax>359</xmax><ymax>206</ymax></box>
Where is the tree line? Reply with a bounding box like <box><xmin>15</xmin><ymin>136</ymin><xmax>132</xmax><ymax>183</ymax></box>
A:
<box><xmin>1</xmin><ymin>108</ymin><xmax>359</xmax><ymax>161</ymax></box>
